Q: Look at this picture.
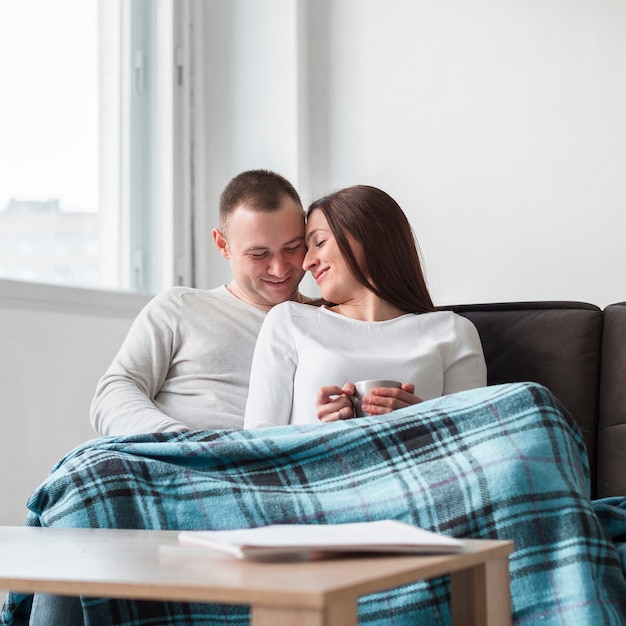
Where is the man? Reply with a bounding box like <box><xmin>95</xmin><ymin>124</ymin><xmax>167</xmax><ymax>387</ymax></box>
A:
<box><xmin>90</xmin><ymin>168</ymin><xmax>312</xmax><ymax>435</ymax></box>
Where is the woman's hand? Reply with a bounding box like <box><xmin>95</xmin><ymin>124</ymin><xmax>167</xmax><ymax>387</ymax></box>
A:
<box><xmin>360</xmin><ymin>383</ymin><xmax>423</xmax><ymax>415</ymax></box>
<box><xmin>316</xmin><ymin>382</ymin><xmax>423</xmax><ymax>422</ymax></box>
<box><xmin>316</xmin><ymin>384</ymin><xmax>356</xmax><ymax>422</ymax></box>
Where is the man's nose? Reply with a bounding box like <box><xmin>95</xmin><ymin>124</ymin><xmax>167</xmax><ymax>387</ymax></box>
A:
<box><xmin>267</xmin><ymin>254</ymin><xmax>291</xmax><ymax>276</ymax></box>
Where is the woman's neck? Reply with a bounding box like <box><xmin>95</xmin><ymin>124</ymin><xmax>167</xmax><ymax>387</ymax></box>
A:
<box><xmin>332</xmin><ymin>296</ymin><xmax>408</xmax><ymax>322</ymax></box>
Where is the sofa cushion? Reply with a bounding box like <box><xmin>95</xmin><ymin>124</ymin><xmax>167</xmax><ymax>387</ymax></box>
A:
<box><xmin>443</xmin><ymin>301</ymin><xmax>603</xmax><ymax>497</ymax></box>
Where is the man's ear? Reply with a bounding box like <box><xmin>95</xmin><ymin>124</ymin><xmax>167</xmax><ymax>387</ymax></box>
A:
<box><xmin>212</xmin><ymin>228</ymin><xmax>230</xmax><ymax>259</ymax></box>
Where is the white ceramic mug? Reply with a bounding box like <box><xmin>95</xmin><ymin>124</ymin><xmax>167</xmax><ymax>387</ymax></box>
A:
<box><xmin>351</xmin><ymin>379</ymin><xmax>402</xmax><ymax>417</ymax></box>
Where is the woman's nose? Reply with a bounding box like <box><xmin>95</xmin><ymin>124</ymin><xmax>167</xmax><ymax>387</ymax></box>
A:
<box><xmin>302</xmin><ymin>248</ymin><xmax>316</xmax><ymax>271</ymax></box>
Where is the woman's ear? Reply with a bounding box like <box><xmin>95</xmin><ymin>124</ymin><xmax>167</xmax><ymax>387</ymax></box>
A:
<box><xmin>212</xmin><ymin>228</ymin><xmax>230</xmax><ymax>259</ymax></box>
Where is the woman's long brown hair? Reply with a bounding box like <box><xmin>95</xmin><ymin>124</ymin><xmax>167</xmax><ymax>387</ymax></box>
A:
<box><xmin>307</xmin><ymin>185</ymin><xmax>435</xmax><ymax>314</ymax></box>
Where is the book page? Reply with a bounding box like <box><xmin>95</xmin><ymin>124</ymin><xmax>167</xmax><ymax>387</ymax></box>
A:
<box><xmin>178</xmin><ymin>520</ymin><xmax>463</xmax><ymax>559</ymax></box>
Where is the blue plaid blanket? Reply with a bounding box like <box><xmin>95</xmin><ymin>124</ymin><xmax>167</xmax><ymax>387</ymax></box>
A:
<box><xmin>3</xmin><ymin>382</ymin><xmax>626</xmax><ymax>625</ymax></box>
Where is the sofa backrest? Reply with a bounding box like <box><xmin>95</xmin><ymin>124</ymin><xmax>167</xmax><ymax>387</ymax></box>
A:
<box><xmin>444</xmin><ymin>302</ymin><xmax>603</xmax><ymax>498</ymax></box>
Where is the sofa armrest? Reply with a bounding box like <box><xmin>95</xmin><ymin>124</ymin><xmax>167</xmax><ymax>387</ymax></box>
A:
<box><xmin>598</xmin><ymin>302</ymin><xmax>626</xmax><ymax>498</ymax></box>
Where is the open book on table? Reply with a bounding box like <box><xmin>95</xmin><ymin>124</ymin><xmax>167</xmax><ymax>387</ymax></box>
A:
<box><xmin>178</xmin><ymin>520</ymin><xmax>464</xmax><ymax>560</ymax></box>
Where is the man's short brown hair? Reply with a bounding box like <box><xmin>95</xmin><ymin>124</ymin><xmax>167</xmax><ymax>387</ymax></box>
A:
<box><xmin>218</xmin><ymin>169</ymin><xmax>303</xmax><ymax>233</ymax></box>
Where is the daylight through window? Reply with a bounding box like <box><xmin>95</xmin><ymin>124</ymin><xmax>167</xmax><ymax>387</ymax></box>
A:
<box><xmin>0</xmin><ymin>0</ymin><xmax>173</xmax><ymax>293</ymax></box>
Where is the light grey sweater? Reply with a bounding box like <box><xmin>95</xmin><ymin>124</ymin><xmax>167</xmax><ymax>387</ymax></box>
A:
<box><xmin>90</xmin><ymin>285</ymin><xmax>266</xmax><ymax>435</ymax></box>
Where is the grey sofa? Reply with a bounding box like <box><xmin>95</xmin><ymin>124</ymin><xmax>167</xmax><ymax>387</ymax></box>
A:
<box><xmin>443</xmin><ymin>301</ymin><xmax>626</xmax><ymax>499</ymax></box>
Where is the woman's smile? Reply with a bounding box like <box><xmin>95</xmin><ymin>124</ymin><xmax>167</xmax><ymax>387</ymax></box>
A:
<box><xmin>313</xmin><ymin>267</ymin><xmax>329</xmax><ymax>283</ymax></box>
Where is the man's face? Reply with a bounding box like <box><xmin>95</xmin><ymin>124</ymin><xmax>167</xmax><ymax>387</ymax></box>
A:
<box><xmin>214</xmin><ymin>197</ymin><xmax>306</xmax><ymax>310</ymax></box>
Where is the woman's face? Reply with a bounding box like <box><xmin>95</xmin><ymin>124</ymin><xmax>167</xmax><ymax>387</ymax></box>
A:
<box><xmin>303</xmin><ymin>209</ymin><xmax>367</xmax><ymax>304</ymax></box>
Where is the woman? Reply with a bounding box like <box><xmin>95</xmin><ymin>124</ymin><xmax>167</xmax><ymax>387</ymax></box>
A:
<box><xmin>244</xmin><ymin>185</ymin><xmax>486</xmax><ymax>429</ymax></box>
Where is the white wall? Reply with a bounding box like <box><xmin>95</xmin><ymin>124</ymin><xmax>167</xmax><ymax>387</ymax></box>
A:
<box><xmin>299</xmin><ymin>0</ymin><xmax>626</xmax><ymax>308</ymax></box>
<box><xmin>0</xmin><ymin>280</ymin><xmax>149</xmax><ymax>526</ymax></box>
<box><xmin>198</xmin><ymin>0</ymin><xmax>626</xmax><ymax>308</ymax></box>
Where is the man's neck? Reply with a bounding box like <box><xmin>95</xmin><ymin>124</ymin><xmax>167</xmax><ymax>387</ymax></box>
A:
<box><xmin>225</xmin><ymin>283</ymin><xmax>313</xmax><ymax>311</ymax></box>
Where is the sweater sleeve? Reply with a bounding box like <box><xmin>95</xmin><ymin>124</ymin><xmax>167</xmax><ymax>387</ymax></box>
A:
<box><xmin>90</xmin><ymin>290</ymin><xmax>189</xmax><ymax>435</ymax></box>
<box><xmin>244</xmin><ymin>303</ymin><xmax>298</xmax><ymax>429</ymax></box>
<box><xmin>442</xmin><ymin>314</ymin><xmax>488</xmax><ymax>396</ymax></box>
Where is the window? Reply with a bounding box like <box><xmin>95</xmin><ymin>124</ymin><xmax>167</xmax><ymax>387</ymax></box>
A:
<box><xmin>53</xmin><ymin>267</ymin><xmax>71</xmax><ymax>283</ymax></box>
<box><xmin>85</xmin><ymin>237</ymin><xmax>100</xmax><ymax>257</ymax></box>
<box><xmin>17</xmin><ymin>268</ymin><xmax>36</xmax><ymax>281</ymax></box>
<box><xmin>55</xmin><ymin>237</ymin><xmax>70</xmax><ymax>258</ymax></box>
<box><xmin>18</xmin><ymin>236</ymin><xmax>38</xmax><ymax>257</ymax></box>
<box><xmin>0</xmin><ymin>0</ymin><xmax>175</xmax><ymax>294</ymax></box>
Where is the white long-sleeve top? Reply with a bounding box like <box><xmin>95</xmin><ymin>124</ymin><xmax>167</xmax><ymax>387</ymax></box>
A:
<box><xmin>244</xmin><ymin>302</ymin><xmax>487</xmax><ymax>429</ymax></box>
<box><xmin>91</xmin><ymin>286</ymin><xmax>266</xmax><ymax>435</ymax></box>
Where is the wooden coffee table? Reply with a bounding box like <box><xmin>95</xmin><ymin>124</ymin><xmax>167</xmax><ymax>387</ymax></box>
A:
<box><xmin>0</xmin><ymin>526</ymin><xmax>513</xmax><ymax>625</ymax></box>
